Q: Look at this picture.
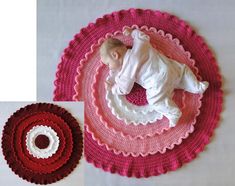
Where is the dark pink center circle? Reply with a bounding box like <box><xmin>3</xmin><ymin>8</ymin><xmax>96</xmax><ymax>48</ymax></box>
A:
<box><xmin>34</xmin><ymin>134</ymin><xmax>50</xmax><ymax>149</ymax></box>
<box><xmin>125</xmin><ymin>83</ymin><xmax>148</xmax><ymax>106</ymax></box>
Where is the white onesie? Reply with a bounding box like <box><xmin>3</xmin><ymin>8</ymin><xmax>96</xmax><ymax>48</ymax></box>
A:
<box><xmin>108</xmin><ymin>29</ymin><xmax>208</xmax><ymax>127</ymax></box>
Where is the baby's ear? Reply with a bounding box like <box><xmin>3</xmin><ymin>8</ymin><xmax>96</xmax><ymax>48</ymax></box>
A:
<box><xmin>111</xmin><ymin>50</ymin><xmax>119</xmax><ymax>60</ymax></box>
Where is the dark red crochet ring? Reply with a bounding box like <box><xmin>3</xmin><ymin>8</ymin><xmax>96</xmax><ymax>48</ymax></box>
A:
<box><xmin>1</xmin><ymin>103</ymin><xmax>83</xmax><ymax>184</ymax></box>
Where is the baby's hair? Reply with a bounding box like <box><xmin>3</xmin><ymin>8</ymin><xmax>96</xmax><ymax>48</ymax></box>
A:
<box><xmin>100</xmin><ymin>38</ymin><xmax>125</xmax><ymax>64</ymax></box>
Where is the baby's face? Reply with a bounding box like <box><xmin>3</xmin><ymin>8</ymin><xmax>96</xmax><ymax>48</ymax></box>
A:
<box><xmin>101</xmin><ymin>45</ymin><xmax>127</xmax><ymax>70</ymax></box>
<box><xmin>105</xmin><ymin>46</ymin><xmax>126</xmax><ymax>70</ymax></box>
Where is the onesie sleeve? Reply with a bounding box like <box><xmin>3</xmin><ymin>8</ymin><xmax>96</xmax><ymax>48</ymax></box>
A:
<box><xmin>131</xmin><ymin>29</ymin><xmax>150</xmax><ymax>42</ymax></box>
<box><xmin>110</xmin><ymin>30</ymin><xmax>150</xmax><ymax>95</ymax></box>
<box><xmin>106</xmin><ymin>70</ymin><xmax>118</xmax><ymax>83</ymax></box>
<box><xmin>111</xmin><ymin>75</ymin><xmax>135</xmax><ymax>95</ymax></box>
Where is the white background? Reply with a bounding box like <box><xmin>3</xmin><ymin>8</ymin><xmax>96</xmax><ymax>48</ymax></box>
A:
<box><xmin>37</xmin><ymin>0</ymin><xmax>235</xmax><ymax>185</ymax></box>
<box><xmin>0</xmin><ymin>1</ymin><xmax>36</xmax><ymax>101</ymax></box>
<box><xmin>0</xmin><ymin>102</ymin><xmax>84</xmax><ymax>186</ymax></box>
<box><xmin>0</xmin><ymin>0</ymin><xmax>235</xmax><ymax>185</ymax></box>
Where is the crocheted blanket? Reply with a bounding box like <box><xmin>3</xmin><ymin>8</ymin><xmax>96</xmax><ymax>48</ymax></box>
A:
<box><xmin>54</xmin><ymin>9</ymin><xmax>222</xmax><ymax>177</ymax></box>
<box><xmin>1</xmin><ymin>103</ymin><xmax>83</xmax><ymax>184</ymax></box>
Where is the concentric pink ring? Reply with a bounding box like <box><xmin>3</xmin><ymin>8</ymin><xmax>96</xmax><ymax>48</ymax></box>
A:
<box><xmin>66</xmin><ymin>24</ymin><xmax>202</xmax><ymax>156</ymax></box>
<box><xmin>86</xmin><ymin>60</ymin><xmax>201</xmax><ymax>156</ymax></box>
<box><xmin>75</xmin><ymin>26</ymin><xmax>201</xmax><ymax>141</ymax></box>
<box><xmin>54</xmin><ymin>9</ymin><xmax>222</xmax><ymax>177</ymax></box>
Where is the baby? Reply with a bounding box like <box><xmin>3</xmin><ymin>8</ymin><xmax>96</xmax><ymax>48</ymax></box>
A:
<box><xmin>100</xmin><ymin>28</ymin><xmax>209</xmax><ymax>127</ymax></box>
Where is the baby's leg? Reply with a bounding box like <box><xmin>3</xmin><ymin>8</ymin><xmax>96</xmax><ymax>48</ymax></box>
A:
<box><xmin>178</xmin><ymin>65</ymin><xmax>209</xmax><ymax>94</ymax></box>
<box><xmin>153</xmin><ymin>97</ymin><xmax>182</xmax><ymax>127</ymax></box>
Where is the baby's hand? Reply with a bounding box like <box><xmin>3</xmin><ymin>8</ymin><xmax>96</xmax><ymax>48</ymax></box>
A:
<box><xmin>123</xmin><ymin>27</ymin><xmax>133</xmax><ymax>36</ymax></box>
<box><xmin>105</xmin><ymin>81</ymin><xmax>113</xmax><ymax>91</ymax></box>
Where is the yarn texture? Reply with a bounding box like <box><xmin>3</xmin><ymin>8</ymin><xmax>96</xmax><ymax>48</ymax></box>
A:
<box><xmin>1</xmin><ymin>103</ymin><xmax>83</xmax><ymax>184</ymax></box>
<box><xmin>54</xmin><ymin>9</ymin><xmax>222</xmax><ymax>177</ymax></box>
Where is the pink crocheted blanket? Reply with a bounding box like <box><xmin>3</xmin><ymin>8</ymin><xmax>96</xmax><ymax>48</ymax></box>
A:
<box><xmin>54</xmin><ymin>9</ymin><xmax>222</xmax><ymax>177</ymax></box>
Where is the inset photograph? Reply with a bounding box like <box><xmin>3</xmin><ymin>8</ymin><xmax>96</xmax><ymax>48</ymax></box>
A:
<box><xmin>0</xmin><ymin>102</ymin><xmax>84</xmax><ymax>185</ymax></box>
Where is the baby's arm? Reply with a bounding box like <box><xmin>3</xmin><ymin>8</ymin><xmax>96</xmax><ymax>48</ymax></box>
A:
<box><xmin>132</xmin><ymin>29</ymin><xmax>150</xmax><ymax>42</ymax></box>
<box><xmin>124</xmin><ymin>28</ymin><xmax>151</xmax><ymax>67</ymax></box>
<box><xmin>123</xmin><ymin>28</ymin><xmax>150</xmax><ymax>42</ymax></box>
<box><xmin>105</xmin><ymin>70</ymin><xmax>118</xmax><ymax>91</ymax></box>
<box><xmin>111</xmin><ymin>75</ymin><xmax>135</xmax><ymax>95</ymax></box>
<box><xmin>105</xmin><ymin>70</ymin><xmax>135</xmax><ymax>95</ymax></box>
<box><xmin>106</xmin><ymin>70</ymin><xmax>118</xmax><ymax>84</ymax></box>
<box><xmin>123</xmin><ymin>28</ymin><xmax>150</xmax><ymax>43</ymax></box>
<box><xmin>108</xmin><ymin>28</ymin><xmax>150</xmax><ymax>95</ymax></box>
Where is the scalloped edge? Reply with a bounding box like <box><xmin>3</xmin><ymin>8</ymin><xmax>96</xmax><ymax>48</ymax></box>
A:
<box><xmin>104</xmin><ymin>26</ymin><xmax>194</xmax><ymax>125</ymax></box>
<box><xmin>81</xmin><ymin>24</ymin><xmax>203</xmax><ymax>156</ymax></box>
<box><xmin>83</xmin><ymin>8</ymin><xmax>223</xmax><ymax>177</ymax></box>
<box><xmin>11</xmin><ymin>111</ymin><xmax>74</xmax><ymax>174</ymax></box>
<box><xmin>21</xmin><ymin>118</ymin><xmax>67</xmax><ymax>166</ymax></box>
<box><xmin>53</xmin><ymin>8</ymin><xmax>223</xmax><ymax>178</ymax></box>
<box><xmin>26</xmin><ymin>125</ymin><xmax>60</xmax><ymax>159</ymax></box>
<box><xmin>105</xmin><ymin>89</ymin><xmax>163</xmax><ymax>125</ymax></box>
<box><xmin>1</xmin><ymin>103</ymin><xmax>83</xmax><ymax>184</ymax></box>
<box><xmin>75</xmin><ymin>24</ymin><xmax>201</xmax><ymax>142</ymax></box>
<box><xmin>86</xmin><ymin>91</ymin><xmax>202</xmax><ymax>157</ymax></box>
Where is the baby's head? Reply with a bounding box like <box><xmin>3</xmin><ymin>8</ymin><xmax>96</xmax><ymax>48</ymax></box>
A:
<box><xmin>100</xmin><ymin>38</ymin><xmax>127</xmax><ymax>70</ymax></box>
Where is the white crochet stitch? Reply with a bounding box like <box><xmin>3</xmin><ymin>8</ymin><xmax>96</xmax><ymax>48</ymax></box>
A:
<box><xmin>106</xmin><ymin>88</ymin><xmax>163</xmax><ymax>125</ymax></box>
<box><xmin>26</xmin><ymin>125</ymin><xmax>59</xmax><ymax>159</ymax></box>
<box><xmin>102</xmin><ymin>29</ymin><xmax>209</xmax><ymax>127</ymax></box>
